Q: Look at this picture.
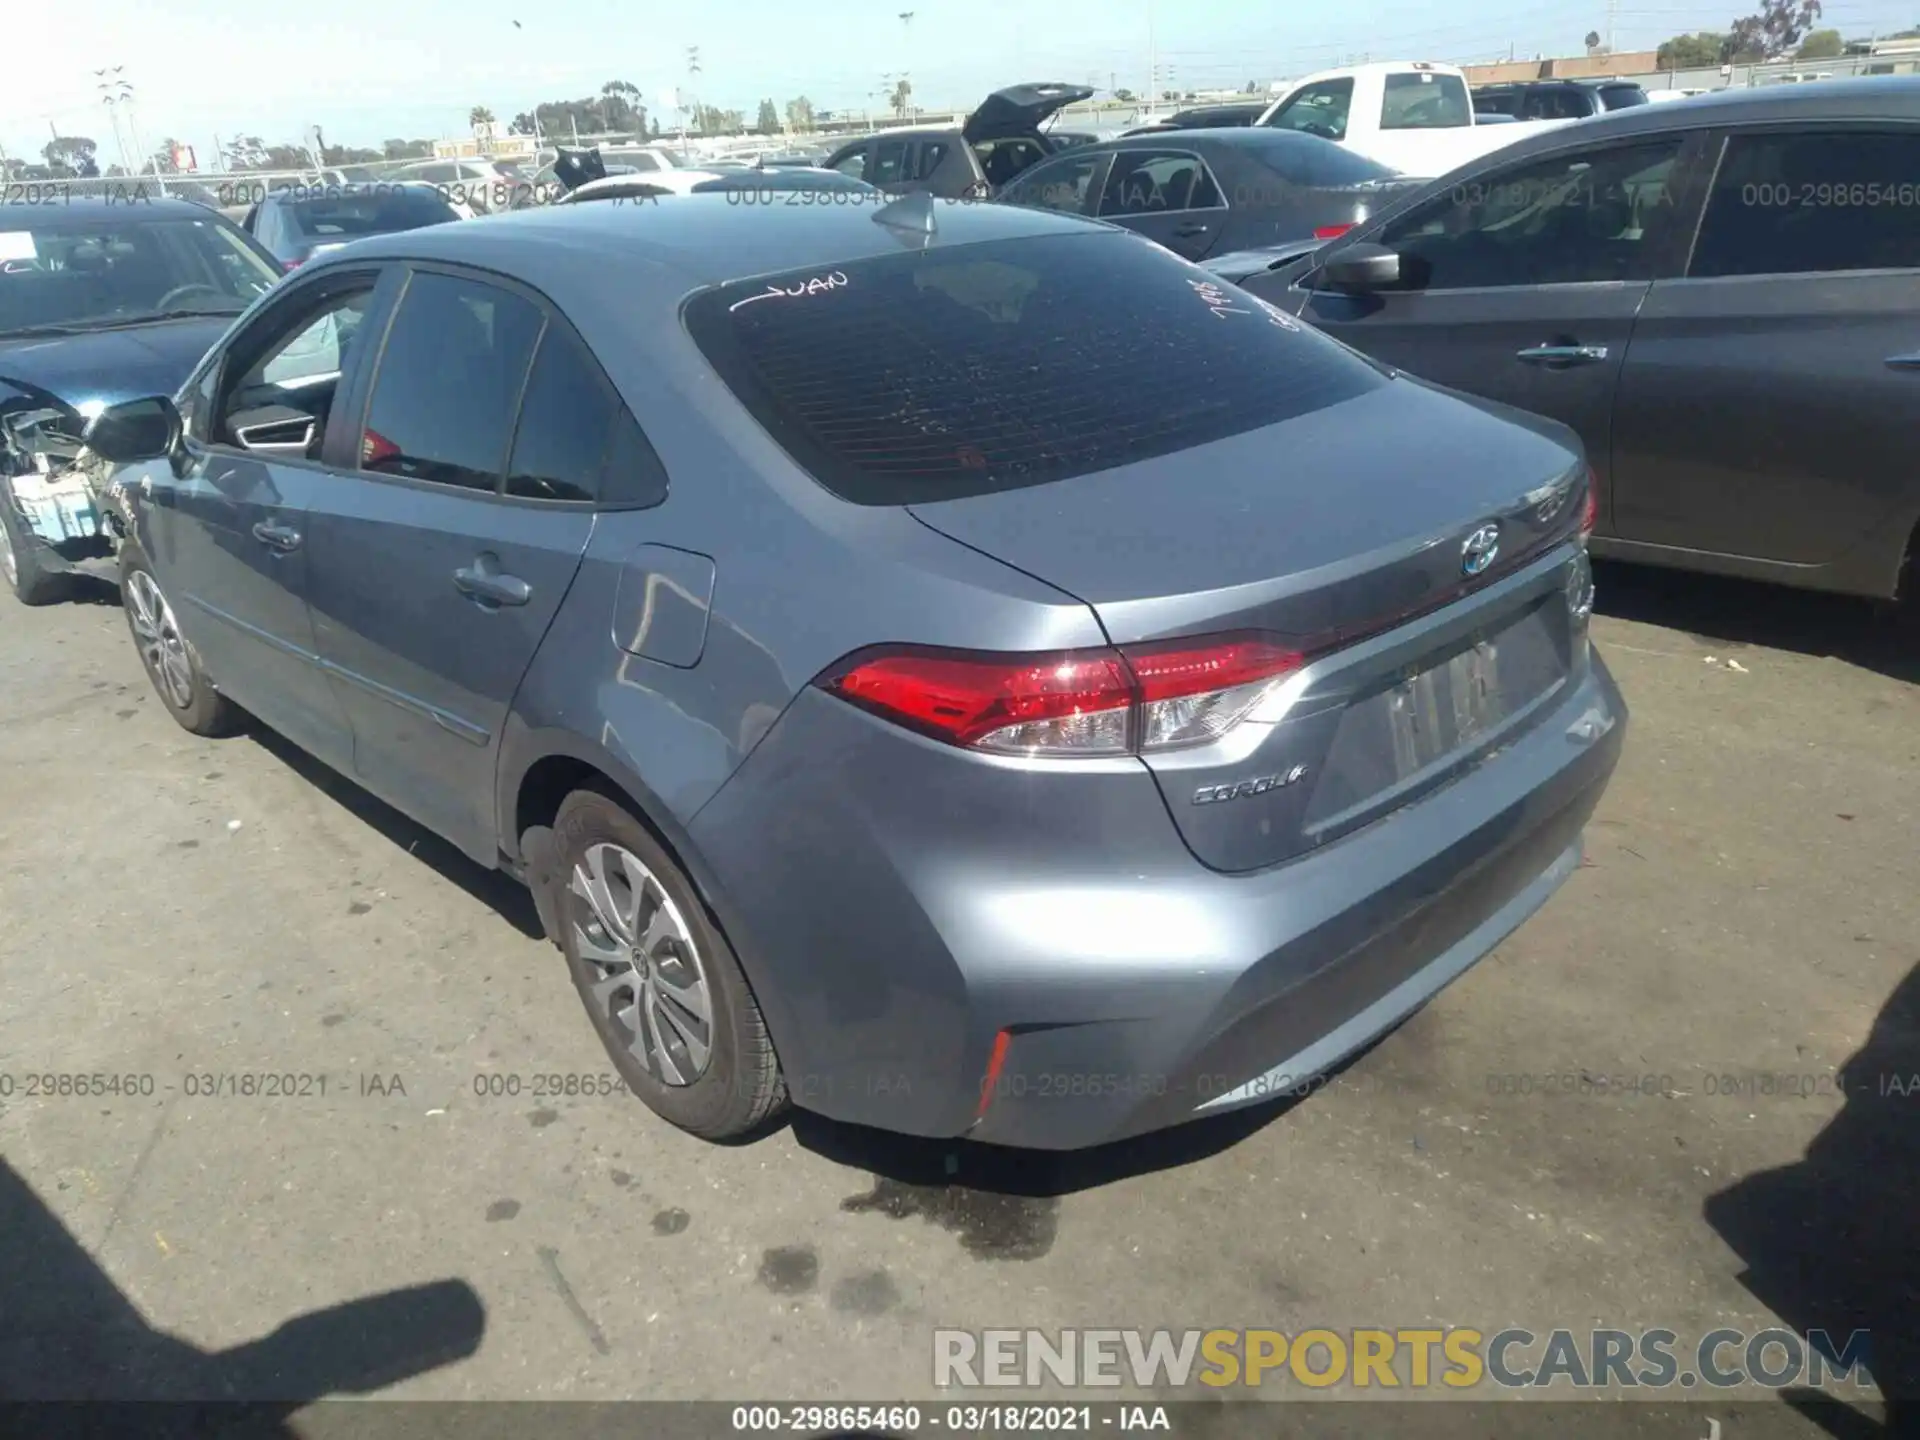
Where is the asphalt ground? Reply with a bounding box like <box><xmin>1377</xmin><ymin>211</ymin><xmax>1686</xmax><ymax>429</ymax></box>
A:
<box><xmin>0</xmin><ymin>559</ymin><xmax>1913</xmax><ymax>1437</ymax></box>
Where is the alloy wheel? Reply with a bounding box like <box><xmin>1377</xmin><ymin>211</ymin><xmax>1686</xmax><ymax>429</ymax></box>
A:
<box><xmin>569</xmin><ymin>842</ymin><xmax>715</xmax><ymax>1086</ymax></box>
<box><xmin>125</xmin><ymin>570</ymin><xmax>195</xmax><ymax>708</ymax></box>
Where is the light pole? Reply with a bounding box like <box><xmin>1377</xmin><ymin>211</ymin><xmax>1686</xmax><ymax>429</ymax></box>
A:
<box><xmin>94</xmin><ymin>68</ymin><xmax>133</xmax><ymax>176</ymax></box>
<box><xmin>684</xmin><ymin>46</ymin><xmax>701</xmax><ymax>145</ymax></box>
<box><xmin>898</xmin><ymin>13</ymin><xmax>915</xmax><ymax>120</ymax></box>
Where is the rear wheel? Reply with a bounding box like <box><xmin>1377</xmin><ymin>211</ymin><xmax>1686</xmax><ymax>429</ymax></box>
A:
<box><xmin>120</xmin><ymin>547</ymin><xmax>241</xmax><ymax>736</ymax></box>
<box><xmin>551</xmin><ymin>787</ymin><xmax>786</xmax><ymax>1140</ymax></box>
<box><xmin>0</xmin><ymin>484</ymin><xmax>69</xmax><ymax>606</ymax></box>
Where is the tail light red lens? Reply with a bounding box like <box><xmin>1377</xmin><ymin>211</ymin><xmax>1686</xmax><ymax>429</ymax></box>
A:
<box><xmin>282</xmin><ymin>258</ymin><xmax>303</xmax><ymax>271</ymax></box>
<box><xmin>823</xmin><ymin>635</ymin><xmax>1305</xmax><ymax>757</ymax></box>
<box><xmin>1313</xmin><ymin>223</ymin><xmax>1355</xmax><ymax>241</ymax></box>
<box><xmin>1581</xmin><ymin>466</ymin><xmax>1599</xmax><ymax>537</ymax></box>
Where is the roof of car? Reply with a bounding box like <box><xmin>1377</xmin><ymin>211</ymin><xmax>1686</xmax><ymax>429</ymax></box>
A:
<box><xmin>260</xmin><ymin>181</ymin><xmax>446</xmax><ymax>204</ymax></box>
<box><xmin>315</xmin><ymin>189</ymin><xmax>1108</xmax><ymax>288</ymax></box>
<box><xmin>0</xmin><ymin>195</ymin><xmax>234</xmax><ymax>229</ymax></box>
<box><xmin>1093</xmin><ymin>127</ymin><xmax>1357</xmax><ymax>156</ymax></box>
<box><xmin>1455</xmin><ymin>75</ymin><xmax>1920</xmax><ymax>156</ymax></box>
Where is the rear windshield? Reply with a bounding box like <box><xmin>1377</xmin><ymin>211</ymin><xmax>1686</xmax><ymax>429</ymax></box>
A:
<box><xmin>684</xmin><ymin>231</ymin><xmax>1385</xmax><ymax>504</ymax></box>
<box><xmin>1600</xmin><ymin>85</ymin><xmax>1649</xmax><ymax>108</ymax></box>
<box><xmin>1242</xmin><ymin>132</ymin><xmax>1400</xmax><ymax>187</ymax></box>
<box><xmin>1379</xmin><ymin>72</ymin><xmax>1473</xmax><ymax>130</ymax></box>
<box><xmin>287</xmin><ymin>189</ymin><xmax>458</xmax><ymax>237</ymax></box>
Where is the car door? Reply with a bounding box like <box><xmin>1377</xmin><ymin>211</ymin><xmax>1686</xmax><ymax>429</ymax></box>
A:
<box><xmin>1609</xmin><ymin>123</ymin><xmax>1920</xmax><ymax>582</ymax></box>
<box><xmin>1094</xmin><ymin>148</ymin><xmax>1229</xmax><ymax>259</ymax></box>
<box><xmin>302</xmin><ymin>265</ymin><xmax>598</xmax><ymax>863</ymax></box>
<box><xmin>1280</xmin><ymin>133</ymin><xmax>1704</xmax><ymax>519</ymax></box>
<box><xmin>142</xmin><ymin>268</ymin><xmax>390</xmax><ymax>768</ymax></box>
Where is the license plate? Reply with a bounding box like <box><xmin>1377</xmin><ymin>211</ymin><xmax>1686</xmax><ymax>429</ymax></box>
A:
<box><xmin>1387</xmin><ymin>636</ymin><xmax>1504</xmax><ymax>776</ymax></box>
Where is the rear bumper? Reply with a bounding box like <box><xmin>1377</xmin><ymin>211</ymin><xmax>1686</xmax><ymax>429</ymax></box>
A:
<box><xmin>689</xmin><ymin>640</ymin><xmax>1625</xmax><ymax>1151</ymax></box>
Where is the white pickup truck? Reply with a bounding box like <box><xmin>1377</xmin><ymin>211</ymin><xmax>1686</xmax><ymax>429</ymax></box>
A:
<box><xmin>1254</xmin><ymin>61</ymin><xmax>1572</xmax><ymax>178</ymax></box>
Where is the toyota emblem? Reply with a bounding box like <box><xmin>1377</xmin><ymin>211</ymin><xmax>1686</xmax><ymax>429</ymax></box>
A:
<box><xmin>1461</xmin><ymin>523</ymin><xmax>1502</xmax><ymax>577</ymax></box>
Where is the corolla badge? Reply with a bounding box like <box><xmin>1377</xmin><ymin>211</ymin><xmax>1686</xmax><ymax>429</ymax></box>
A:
<box><xmin>1461</xmin><ymin>523</ymin><xmax>1502</xmax><ymax>577</ymax></box>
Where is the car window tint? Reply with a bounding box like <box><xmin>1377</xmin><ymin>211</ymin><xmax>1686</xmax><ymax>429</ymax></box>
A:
<box><xmin>1264</xmin><ymin>79</ymin><xmax>1353</xmax><ymax>142</ymax></box>
<box><xmin>830</xmin><ymin>146</ymin><xmax>870</xmax><ymax>179</ymax></box>
<box><xmin>360</xmin><ymin>272</ymin><xmax>541</xmax><ymax>492</ymax></box>
<box><xmin>1098</xmin><ymin>152</ymin><xmax>1214</xmax><ymax>215</ymax></box>
<box><xmin>872</xmin><ymin>141</ymin><xmax>910</xmax><ymax>185</ymax></box>
<box><xmin>1689</xmin><ymin>130</ymin><xmax>1920</xmax><ymax>278</ymax></box>
<box><xmin>1379</xmin><ymin>72</ymin><xmax>1472</xmax><ymax>130</ymax></box>
<box><xmin>506</xmin><ymin>323</ymin><xmax>612</xmax><ymax>503</ymax></box>
<box><xmin>215</xmin><ymin>282</ymin><xmax>377</xmax><ymax>458</ymax></box>
<box><xmin>1381</xmin><ymin>139</ymin><xmax>1681</xmax><ymax>290</ymax></box>
<box><xmin>1474</xmin><ymin>91</ymin><xmax>1520</xmax><ymax>117</ymax></box>
<box><xmin>912</xmin><ymin>141</ymin><xmax>949</xmax><ymax>180</ymax></box>
<box><xmin>599</xmin><ymin>407</ymin><xmax>670</xmax><ymax>508</ymax></box>
<box><xmin>684</xmin><ymin>230</ymin><xmax>1385</xmax><ymax>505</ymax></box>
<box><xmin>1601</xmin><ymin>86</ymin><xmax>1648</xmax><ymax>108</ymax></box>
<box><xmin>1004</xmin><ymin>153</ymin><xmax>1104</xmax><ymax>213</ymax></box>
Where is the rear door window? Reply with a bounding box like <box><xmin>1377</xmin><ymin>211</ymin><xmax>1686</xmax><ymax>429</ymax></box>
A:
<box><xmin>359</xmin><ymin>271</ymin><xmax>542</xmax><ymax>492</ymax></box>
<box><xmin>505</xmin><ymin>322</ymin><xmax>668</xmax><ymax>507</ymax></box>
<box><xmin>1097</xmin><ymin>151</ymin><xmax>1223</xmax><ymax>216</ymax></box>
<box><xmin>683</xmin><ymin>231</ymin><xmax>1384</xmax><ymax>504</ymax></box>
<box><xmin>872</xmin><ymin>140</ymin><xmax>911</xmax><ymax>185</ymax></box>
<box><xmin>1687</xmin><ymin>129</ymin><xmax>1920</xmax><ymax>277</ymax></box>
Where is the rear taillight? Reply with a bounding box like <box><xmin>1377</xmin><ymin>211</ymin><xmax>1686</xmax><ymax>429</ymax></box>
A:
<box><xmin>1581</xmin><ymin>466</ymin><xmax>1599</xmax><ymax>537</ymax></box>
<box><xmin>823</xmin><ymin>635</ymin><xmax>1305</xmax><ymax>757</ymax></box>
<box><xmin>1313</xmin><ymin>223</ymin><xmax>1354</xmax><ymax>241</ymax></box>
<box><xmin>282</xmin><ymin>258</ymin><xmax>303</xmax><ymax>271</ymax></box>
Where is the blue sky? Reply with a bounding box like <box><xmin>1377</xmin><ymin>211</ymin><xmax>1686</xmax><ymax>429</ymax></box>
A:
<box><xmin>5</xmin><ymin>0</ymin><xmax>1913</xmax><ymax>165</ymax></box>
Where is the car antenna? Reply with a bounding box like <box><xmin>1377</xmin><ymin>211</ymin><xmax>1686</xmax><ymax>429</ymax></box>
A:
<box><xmin>871</xmin><ymin>190</ymin><xmax>937</xmax><ymax>236</ymax></box>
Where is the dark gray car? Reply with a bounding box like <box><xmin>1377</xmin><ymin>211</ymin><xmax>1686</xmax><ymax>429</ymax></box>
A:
<box><xmin>994</xmin><ymin>129</ymin><xmax>1422</xmax><ymax>262</ymax></box>
<box><xmin>83</xmin><ymin>196</ymin><xmax>1624</xmax><ymax>1149</ymax></box>
<box><xmin>241</xmin><ymin>183</ymin><xmax>464</xmax><ymax>271</ymax></box>
<box><xmin>1240</xmin><ymin>78</ymin><xmax>1920</xmax><ymax>605</ymax></box>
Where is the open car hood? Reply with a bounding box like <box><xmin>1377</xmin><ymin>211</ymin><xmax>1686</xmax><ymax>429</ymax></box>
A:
<box><xmin>962</xmin><ymin>83</ymin><xmax>1095</xmax><ymax>142</ymax></box>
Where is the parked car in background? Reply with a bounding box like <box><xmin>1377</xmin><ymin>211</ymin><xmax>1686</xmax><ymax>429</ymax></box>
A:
<box><xmin>1255</xmin><ymin>61</ymin><xmax>1571</xmax><ymax>176</ymax></box>
<box><xmin>1473</xmin><ymin>79</ymin><xmax>1649</xmax><ymax>121</ymax></box>
<box><xmin>241</xmin><ymin>184</ymin><xmax>464</xmax><ymax>271</ymax></box>
<box><xmin>387</xmin><ymin>156</ymin><xmax>530</xmax><ymax>213</ymax></box>
<box><xmin>559</xmin><ymin>170</ymin><xmax>880</xmax><ymax>203</ymax></box>
<box><xmin>1644</xmin><ymin>88</ymin><xmax>1714</xmax><ymax>103</ymax></box>
<box><xmin>1237</xmin><ymin>79</ymin><xmax>1920</xmax><ymax>607</ymax></box>
<box><xmin>531</xmin><ymin>146</ymin><xmax>723</xmax><ymax>196</ymax></box>
<box><xmin>823</xmin><ymin>82</ymin><xmax>1095</xmax><ymax>196</ymax></box>
<box><xmin>995</xmin><ymin>128</ymin><xmax>1421</xmax><ymax>262</ymax></box>
<box><xmin>1121</xmin><ymin>101</ymin><xmax>1269</xmax><ymax>136</ymax></box>
<box><xmin>82</xmin><ymin>194</ymin><xmax>1621</xmax><ymax>1149</ymax></box>
<box><xmin>1</xmin><ymin>199</ymin><xmax>280</xmax><ymax>604</ymax></box>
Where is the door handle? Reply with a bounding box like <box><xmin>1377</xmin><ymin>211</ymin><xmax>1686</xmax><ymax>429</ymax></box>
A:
<box><xmin>251</xmin><ymin>520</ymin><xmax>302</xmax><ymax>553</ymax></box>
<box><xmin>1886</xmin><ymin>352</ymin><xmax>1920</xmax><ymax>371</ymax></box>
<box><xmin>1516</xmin><ymin>344</ymin><xmax>1609</xmax><ymax>367</ymax></box>
<box><xmin>454</xmin><ymin>563</ymin><xmax>532</xmax><ymax>608</ymax></box>
<box><xmin>1172</xmin><ymin>222</ymin><xmax>1210</xmax><ymax>237</ymax></box>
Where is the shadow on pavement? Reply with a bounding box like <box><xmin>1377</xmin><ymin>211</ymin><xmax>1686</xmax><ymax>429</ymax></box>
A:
<box><xmin>244</xmin><ymin>725</ymin><xmax>547</xmax><ymax>941</ymax></box>
<box><xmin>0</xmin><ymin>1159</ymin><xmax>486</xmax><ymax>1435</ymax></box>
<box><xmin>1704</xmin><ymin>963</ymin><xmax>1919</xmax><ymax>1438</ymax></box>
<box><xmin>1592</xmin><ymin>559</ymin><xmax>1918</xmax><ymax>686</ymax></box>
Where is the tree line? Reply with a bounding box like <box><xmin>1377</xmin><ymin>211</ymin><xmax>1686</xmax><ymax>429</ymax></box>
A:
<box><xmin>1656</xmin><ymin>0</ymin><xmax>1917</xmax><ymax>68</ymax></box>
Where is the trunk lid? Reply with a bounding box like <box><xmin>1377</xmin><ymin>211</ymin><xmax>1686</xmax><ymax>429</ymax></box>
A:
<box><xmin>909</xmin><ymin>378</ymin><xmax>1591</xmax><ymax>872</ymax></box>
<box><xmin>963</xmin><ymin>83</ymin><xmax>1096</xmax><ymax>143</ymax></box>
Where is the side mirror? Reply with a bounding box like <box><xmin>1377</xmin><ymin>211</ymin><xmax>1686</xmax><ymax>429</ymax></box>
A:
<box><xmin>1317</xmin><ymin>242</ymin><xmax>1402</xmax><ymax>293</ymax></box>
<box><xmin>83</xmin><ymin>396</ymin><xmax>182</xmax><ymax>464</ymax></box>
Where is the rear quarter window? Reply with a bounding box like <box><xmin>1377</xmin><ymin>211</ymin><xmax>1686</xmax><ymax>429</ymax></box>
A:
<box><xmin>683</xmin><ymin>231</ymin><xmax>1385</xmax><ymax>504</ymax></box>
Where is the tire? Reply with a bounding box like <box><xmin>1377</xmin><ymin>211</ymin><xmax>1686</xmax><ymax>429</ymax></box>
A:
<box><xmin>119</xmin><ymin>545</ymin><xmax>242</xmax><ymax>737</ymax></box>
<box><xmin>551</xmin><ymin>786</ymin><xmax>786</xmax><ymax>1140</ymax></box>
<box><xmin>0</xmin><ymin>483</ymin><xmax>70</xmax><ymax>606</ymax></box>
